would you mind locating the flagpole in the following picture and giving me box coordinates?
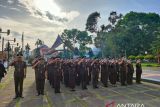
[22,32,24,54]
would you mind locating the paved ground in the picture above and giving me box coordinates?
[0,67,160,107]
[141,67,160,82]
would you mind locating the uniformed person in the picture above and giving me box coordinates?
[10,54,27,99]
[91,59,100,89]
[68,60,76,91]
[32,58,46,96]
[32,56,40,94]
[119,59,127,86]
[79,58,88,90]
[136,59,142,84]
[126,60,134,85]
[63,60,69,87]
[109,60,117,86]
[86,59,92,85]
[115,60,120,82]
[75,59,81,86]
[48,58,55,88]
[53,58,61,93]
[46,58,52,86]
[101,59,109,87]
[0,60,7,83]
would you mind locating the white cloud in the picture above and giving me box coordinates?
[0,18,66,50]
[7,0,14,4]
[9,7,21,12]
[18,0,80,24]
[0,4,7,8]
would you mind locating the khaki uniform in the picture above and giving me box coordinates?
[11,61,26,97]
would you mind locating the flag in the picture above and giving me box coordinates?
[51,35,63,49]
[45,49,57,55]
[39,45,49,56]
[40,48,50,56]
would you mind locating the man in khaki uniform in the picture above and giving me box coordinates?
[10,54,27,99]
[32,58,46,95]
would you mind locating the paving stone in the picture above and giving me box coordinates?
[144,90,160,98]
[0,67,160,107]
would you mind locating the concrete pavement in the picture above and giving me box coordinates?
[0,67,159,107]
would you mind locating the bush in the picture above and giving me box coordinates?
[135,55,144,60]
[128,55,136,60]
[144,55,154,60]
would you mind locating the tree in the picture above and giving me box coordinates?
[128,55,136,60]
[150,28,160,55]
[97,12,160,57]
[114,12,160,56]
[35,39,44,48]
[86,12,100,33]
[150,29,160,63]
[87,11,122,57]
[61,29,92,54]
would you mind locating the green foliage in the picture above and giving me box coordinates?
[135,55,144,60]
[128,55,136,60]
[150,29,160,55]
[144,55,154,60]
[61,29,92,54]
[95,11,160,57]
[133,63,160,67]
[86,12,100,33]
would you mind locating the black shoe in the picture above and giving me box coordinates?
[19,94,24,98]
[70,89,75,91]
[121,84,127,86]
[13,96,19,99]
[20,96,24,98]
[82,87,88,90]
[104,85,108,87]
[41,92,44,95]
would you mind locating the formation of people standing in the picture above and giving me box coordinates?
[32,56,143,95]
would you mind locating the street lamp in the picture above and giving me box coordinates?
[0,28,10,36]
[4,38,16,69]
[145,51,148,55]
[0,28,10,57]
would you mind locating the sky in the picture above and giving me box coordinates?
[0,0,160,50]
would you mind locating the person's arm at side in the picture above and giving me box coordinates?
[24,62,27,78]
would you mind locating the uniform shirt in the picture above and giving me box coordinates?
[11,61,26,78]
[36,63,46,80]
[136,63,142,73]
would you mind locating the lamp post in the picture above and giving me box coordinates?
[0,28,10,35]
[4,38,16,68]
[0,28,10,56]
[145,51,148,55]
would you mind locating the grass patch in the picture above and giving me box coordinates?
[133,63,160,67]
